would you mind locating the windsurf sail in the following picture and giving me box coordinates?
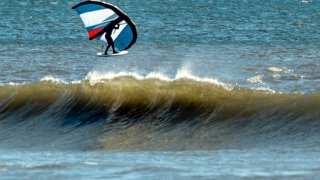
[72,1,137,51]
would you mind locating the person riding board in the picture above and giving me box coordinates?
[104,18,121,55]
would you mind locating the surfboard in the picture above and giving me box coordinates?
[96,50,128,57]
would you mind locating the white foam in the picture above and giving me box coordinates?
[83,161,99,166]
[175,66,228,87]
[50,1,58,5]
[85,71,145,86]
[301,0,312,3]
[254,87,276,94]
[145,72,171,81]
[40,76,66,84]
[71,80,82,84]
[267,67,291,73]
[272,74,281,79]
[247,75,264,84]
[0,82,26,86]
[85,66,232,90]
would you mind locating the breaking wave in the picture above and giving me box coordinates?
[0,74,319,151]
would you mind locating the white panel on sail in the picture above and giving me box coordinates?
[80,9,115,27]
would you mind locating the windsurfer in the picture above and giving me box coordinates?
[104,20,119,55]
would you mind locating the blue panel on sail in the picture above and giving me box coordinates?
[114,25,134,51]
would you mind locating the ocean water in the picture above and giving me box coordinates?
[0,0,320,179]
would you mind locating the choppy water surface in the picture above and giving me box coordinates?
[0,0,320,179]
[2,148,320,179]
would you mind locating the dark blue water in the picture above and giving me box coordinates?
[0,0,320,179]
[0,0,319,92]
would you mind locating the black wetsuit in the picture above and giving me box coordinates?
[104,20,119,55]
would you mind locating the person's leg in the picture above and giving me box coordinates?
[104,44,110,55]
[105,28,118,54]
[105,35,113,55]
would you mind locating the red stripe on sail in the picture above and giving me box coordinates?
[88,28,104,39]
